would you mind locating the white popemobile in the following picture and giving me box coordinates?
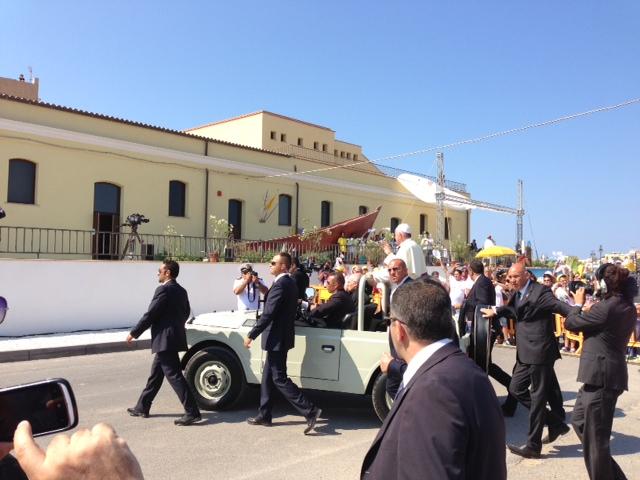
[181,276,488,422]
[181,278,395,421]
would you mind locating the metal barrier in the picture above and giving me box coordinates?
[0,226,342,262]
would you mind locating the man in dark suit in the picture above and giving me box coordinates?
[290,257,310,300]
[126,260,201,426]
[460,260,517,414]
[243,252,322,434]
[309,272,355,328]
[483,262,578,458]
[361,280,506,479]
[380,258,412,398]
[565,264,637,480]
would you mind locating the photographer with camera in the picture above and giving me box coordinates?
[565,264,638,480]
[233,263,268,311]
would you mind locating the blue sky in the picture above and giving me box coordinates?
[2,1,639,259]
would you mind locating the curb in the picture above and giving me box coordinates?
[0,339,151,363]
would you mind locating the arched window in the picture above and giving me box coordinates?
[358,205,368,215]
[93,182,121,260]
[8,159,36,204]
[228,199,242,239]
[445,217,452,240]
[278,194,292,226]
[321,201,331,227]
[390,217,400,233]
[169,181,186,217]
[419,214,428,235]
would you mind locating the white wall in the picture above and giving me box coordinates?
[0,259,273,336]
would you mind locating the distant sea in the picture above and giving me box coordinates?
[528,267,549,279]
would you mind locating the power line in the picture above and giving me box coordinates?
[262,97,640,179]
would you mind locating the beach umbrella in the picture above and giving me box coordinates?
[475,245,517,258]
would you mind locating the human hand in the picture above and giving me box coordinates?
[126,334,134,344]
[573,287,586,306]
[243,336,252,349]
[481,307,496,318]
[14,421,143,480]
[380,352,392,373]
[380,241,392,255]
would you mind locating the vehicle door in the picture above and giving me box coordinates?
[286,326,341,381]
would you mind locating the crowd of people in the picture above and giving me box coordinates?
[2,239,638,479]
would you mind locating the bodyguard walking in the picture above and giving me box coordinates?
[126,259,201,426]
[243,252,322,434]
[482,262,578,458]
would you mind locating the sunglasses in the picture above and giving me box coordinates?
[384,316,405,327]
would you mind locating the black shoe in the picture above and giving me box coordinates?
[542,422,570,444]
[304,408,322,435]
[501,403,516,418]
[127,407,149,418]
[247,416,272,427]
[174,414,201,426]
[507,444,541,459]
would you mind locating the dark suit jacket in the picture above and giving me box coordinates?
[248,274,297,351]
[458,274,496,335]
[497,281,578,365]
[361,342,506,480]
[130,279,191,354]
[291,269,310,300]
[565,294,636,391]
[310,289,355,328]
[389,276,413,379]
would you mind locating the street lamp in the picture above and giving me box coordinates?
[598,245,603,265]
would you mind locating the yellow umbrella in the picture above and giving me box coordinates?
[475,245,518,258]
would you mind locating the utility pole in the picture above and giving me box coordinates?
[435,152,445,249]
[516,179,524,253]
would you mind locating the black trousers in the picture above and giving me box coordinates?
[487,328,517,410]
[259,350,315,420]
[135,350,200,417]
[509,359,565,452]
[572,384,627,480]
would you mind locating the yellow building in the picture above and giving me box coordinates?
[0,81,470,260]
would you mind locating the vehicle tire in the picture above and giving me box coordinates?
[473,305,492,373]
[185,347,246,410]
[371,372,393,422]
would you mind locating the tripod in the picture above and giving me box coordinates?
[121,224,145,260]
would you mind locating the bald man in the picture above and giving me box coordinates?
[483,263,579,459]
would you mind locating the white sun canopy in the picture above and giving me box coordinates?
[397,173,476,211]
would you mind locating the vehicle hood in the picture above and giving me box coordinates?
[188,310,255,329]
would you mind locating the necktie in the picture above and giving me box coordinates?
[516,291,522,307]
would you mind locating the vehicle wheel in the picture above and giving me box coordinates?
[371,373,393,422]
[185,347,246,410]
[473,306,492,373]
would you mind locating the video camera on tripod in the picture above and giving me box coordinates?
[122,213,150,230]
[120,213,150,260]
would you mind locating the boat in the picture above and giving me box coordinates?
[244,206,382,250]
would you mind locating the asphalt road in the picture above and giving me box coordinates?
[1,348,639,479]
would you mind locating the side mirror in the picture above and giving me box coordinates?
[305,287,316,301]
[0,296,8,325]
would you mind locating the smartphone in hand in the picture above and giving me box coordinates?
[0,378,78,442]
